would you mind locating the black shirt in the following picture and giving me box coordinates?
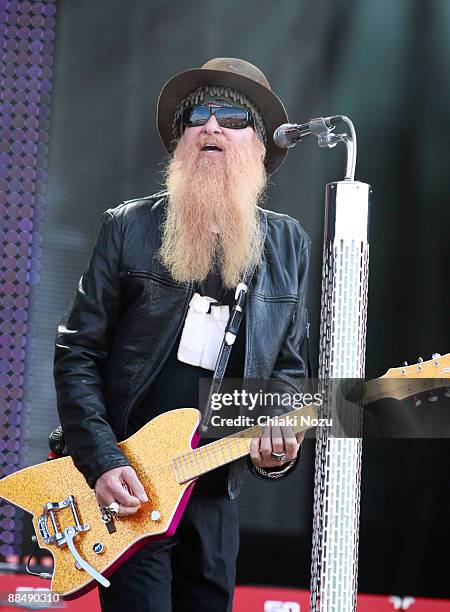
[127,264,245,494]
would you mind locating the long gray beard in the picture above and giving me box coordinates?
[158,136,267,288]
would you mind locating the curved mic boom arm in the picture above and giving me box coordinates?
[309,115,357,181]
[274,114,358,181]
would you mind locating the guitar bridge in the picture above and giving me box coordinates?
[38,495,89,547]
[37,495,110,588]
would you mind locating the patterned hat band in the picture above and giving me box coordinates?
[171,85,267,145]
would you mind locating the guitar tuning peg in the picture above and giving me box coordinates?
[445,387,450,398]
[432,353,442,359]
[417,357,423,363]
[413,396,421,408]
[403,361,408,367]
[427,391,438,403]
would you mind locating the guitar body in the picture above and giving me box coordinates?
[0,407,201,599]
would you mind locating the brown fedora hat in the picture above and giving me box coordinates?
[156,57,289,175]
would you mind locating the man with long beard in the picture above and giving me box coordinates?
[54,58,311,611]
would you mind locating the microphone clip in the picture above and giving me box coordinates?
[309,117,341,149]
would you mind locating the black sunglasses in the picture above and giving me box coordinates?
[181,105,255,130]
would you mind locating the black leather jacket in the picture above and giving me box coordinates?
[54,192,311,499]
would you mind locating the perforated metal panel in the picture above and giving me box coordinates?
[310,181,370,611]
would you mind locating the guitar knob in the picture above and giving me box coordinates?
[93,542,105,555]
[150,510,161,522]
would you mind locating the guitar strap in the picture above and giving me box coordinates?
[197,208,268,436]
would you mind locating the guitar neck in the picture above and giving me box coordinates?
[363,377,449,404]
[171,404,317,484]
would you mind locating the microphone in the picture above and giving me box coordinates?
[273,115,343,148]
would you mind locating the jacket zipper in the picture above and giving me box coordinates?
[253,295,298,303]
[118,281,194,439]
[120,269,182,290]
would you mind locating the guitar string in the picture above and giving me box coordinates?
[75,417,306,505]
[67,439,252,508]
[55,412,312,508]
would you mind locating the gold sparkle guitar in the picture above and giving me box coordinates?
[0,402,318,599]
[0,353,448,599]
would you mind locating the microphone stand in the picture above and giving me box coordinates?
[307,116,372,611]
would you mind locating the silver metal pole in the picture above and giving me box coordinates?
[310,119,371,611]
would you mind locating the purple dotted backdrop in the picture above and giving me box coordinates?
[0,0,56,558]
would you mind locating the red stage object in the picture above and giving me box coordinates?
[234,586,450,611]
[0,574,449,611]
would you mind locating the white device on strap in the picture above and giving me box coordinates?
[177,293,230,371]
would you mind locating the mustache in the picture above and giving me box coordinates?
[195,133,229,151]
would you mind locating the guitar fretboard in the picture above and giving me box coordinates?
[171,404,318,483]
[363,377,448,404]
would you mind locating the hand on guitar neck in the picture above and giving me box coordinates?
[94,466,149,518]
[249,425,304,469]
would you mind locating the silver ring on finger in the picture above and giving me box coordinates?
[271,451,287,462]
